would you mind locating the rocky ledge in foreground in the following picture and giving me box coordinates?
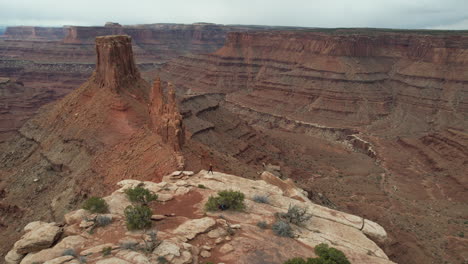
[5,170,394,264]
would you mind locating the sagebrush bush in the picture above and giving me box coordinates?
[82,197,108,214]
[96,215,112,227]
[120,241,138,250]
[283,258,307,264]
[277,205,312,225]
[282,243,350,264]
[62,248,77,257]
[198,184,207,189]
[101,246,112,256]
[125,186,158,204]
[257,221,268,229]
[157,256,168,263]
[253,194,269,204]
[205,190,245,211]
[124,205,153,230]
[272,220,294,237]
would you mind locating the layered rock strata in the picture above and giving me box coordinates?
[159,29,468,264]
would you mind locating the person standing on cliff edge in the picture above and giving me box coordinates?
[208,163,214,174]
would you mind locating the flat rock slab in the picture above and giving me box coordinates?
[173,217,216,240]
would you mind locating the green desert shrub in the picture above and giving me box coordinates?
[197,184,207,189]
[124,205,153,230]
[277,205,312,225]
[157,256,168,263]
[272,220,294,238]
[283,258,308,264]
[125,186,158,204]
[101,246,112,256]
[82,197,108,214]
[205,190,245,211]
[257,221,268,229]
[282,243,350,264]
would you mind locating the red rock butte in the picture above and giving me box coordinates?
[93,35,140,92]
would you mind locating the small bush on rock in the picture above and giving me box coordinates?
[277,205,312,225]
[205,190,245,211]
[62,248,77,257]
[198,184,207,189]
[282,243,350,264]
[272,220,294,238]
[82,197,108,214]
[102,246,112,256]
[253,194,269,204]
[257,221,268,229]
[157,256,168,263]
[124,205,152,230]
[96,215,112,227]
[78,256,87,263]
[125,186,158,204]
[120,241,138,250]
[283,258,307,264]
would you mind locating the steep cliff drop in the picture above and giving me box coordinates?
[0,35,183,257]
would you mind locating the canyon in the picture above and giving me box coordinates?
[0,23,277,141]
[0,25,466,264]
[158,29,468,264]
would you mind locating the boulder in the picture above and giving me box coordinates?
[64,209,89,225]
[104,193,132,214]
[153,241,181,257]
[14,222,62,254]
[115,250,151,264]
[173,217,216,240]
[19,235,86,264]
[219,243,234,254]
[5,249,24,264]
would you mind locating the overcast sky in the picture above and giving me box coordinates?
[0,0,467,29]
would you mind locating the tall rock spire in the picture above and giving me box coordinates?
[94,35,140,92]
[149,79,185,151]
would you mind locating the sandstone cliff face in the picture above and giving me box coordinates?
[2,26,66,40]
[159,29,468,264]
[5,170,394,264]
[93,36,140,93]
[149,78,185,151]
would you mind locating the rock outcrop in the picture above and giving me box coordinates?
[93,35,140,93]
[149,78,185,151]
[5,170,394,264]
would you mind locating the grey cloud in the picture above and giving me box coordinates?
[0,0,467,29]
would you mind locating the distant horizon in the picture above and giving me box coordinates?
[1,0,467,30]
[1,22,468,32]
